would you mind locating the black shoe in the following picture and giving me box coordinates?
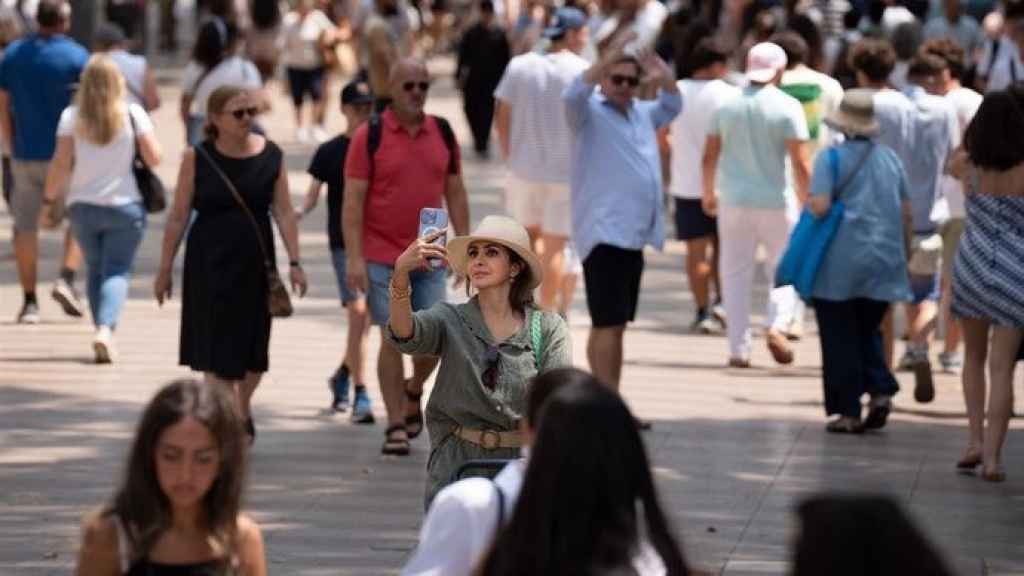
[863,396,892,430]
[244,418,256,444]
[913,359,935,403]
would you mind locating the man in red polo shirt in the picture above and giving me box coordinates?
[343,57,470,456]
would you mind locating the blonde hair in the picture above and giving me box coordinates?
[75,55,126,146]
[204,85,251,140]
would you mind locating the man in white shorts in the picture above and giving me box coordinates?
[494,7,589,310]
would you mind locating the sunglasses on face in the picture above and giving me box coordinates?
[610,74,640,88]
[481,345,500,391]
[227,107,259,120]
[402,81,431,93]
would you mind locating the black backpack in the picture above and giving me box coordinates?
[366,113,458,180]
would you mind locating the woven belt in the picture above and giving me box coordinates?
[453,425,523,450]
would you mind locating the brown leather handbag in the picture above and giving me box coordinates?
[195,145,293,318]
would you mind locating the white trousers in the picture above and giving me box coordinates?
[718,204,799,360]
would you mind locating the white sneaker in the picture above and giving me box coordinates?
[93,326,115,364]
[296,126,310,143]
[312,125,329,143]
[51,278,85,317]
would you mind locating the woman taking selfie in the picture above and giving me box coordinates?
[76,379,266,575]
[155,86,307,443]
[387,215,571,506]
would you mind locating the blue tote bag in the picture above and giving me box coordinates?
[775,144,875,300]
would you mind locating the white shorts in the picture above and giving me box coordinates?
[504,175,571,238]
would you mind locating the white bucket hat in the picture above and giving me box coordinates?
[447,216,543,289]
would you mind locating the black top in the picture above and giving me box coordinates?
[126,559,226,576]
[307,134,350,251]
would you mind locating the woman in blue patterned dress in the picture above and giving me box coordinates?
[950,84,1024,483]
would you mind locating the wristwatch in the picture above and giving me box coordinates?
[289,260,302,269]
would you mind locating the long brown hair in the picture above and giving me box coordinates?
[204,85,251,140]
[105,379,246,566]
[75,55,126,146]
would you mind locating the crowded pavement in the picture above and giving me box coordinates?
[2,0,1024,573]
[0,53,1021,574]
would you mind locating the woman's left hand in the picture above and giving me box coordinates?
[290,265,308,298]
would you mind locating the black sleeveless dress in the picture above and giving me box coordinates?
[125,559,226,576]
[180,140,283,379]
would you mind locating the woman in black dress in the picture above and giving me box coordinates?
[155,85,307,441]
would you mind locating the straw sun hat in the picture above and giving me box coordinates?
[823,88,880,137]
[447,216,543,289]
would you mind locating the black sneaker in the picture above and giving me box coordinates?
[690,310,716,334]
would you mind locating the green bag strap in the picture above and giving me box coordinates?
[530,309,543,370]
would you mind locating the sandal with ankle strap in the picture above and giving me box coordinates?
[405,382,424,439]
[382,425,411,456]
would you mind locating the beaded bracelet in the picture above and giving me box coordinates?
[389,280,412,300]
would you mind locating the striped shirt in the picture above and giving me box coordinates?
[494,50,590,184]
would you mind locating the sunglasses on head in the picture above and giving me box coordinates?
[481,345,500,391]
[610,74,640,88]
[228,107,259,120]
[402,81,430,93]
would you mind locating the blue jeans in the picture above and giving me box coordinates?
[69,202,146,328]
[366,261,447,325]
[813,298,899,418]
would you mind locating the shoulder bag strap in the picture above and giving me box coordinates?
[194,144,274,269]
[127,109,142,163]
[492,481,506,531]
[831,142,875,199]
[530,309,543,370]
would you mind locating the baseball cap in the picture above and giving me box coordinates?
[341,80,374,105]
[94,22,126,49]
[543,7,586,39]
[745,42,787,83]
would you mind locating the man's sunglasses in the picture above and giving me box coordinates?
[228,107,259,120]
[482,345,500,391]
[402,81,431,93]
[610,74,640,88]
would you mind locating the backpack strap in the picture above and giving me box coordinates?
[366,113,383,182]
[432,115,458,174]
[530,309,543,370]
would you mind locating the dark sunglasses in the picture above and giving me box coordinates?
[228,107,259,120]
[610,74,640,88]
[402,81,431,93]
[481,345,500,391]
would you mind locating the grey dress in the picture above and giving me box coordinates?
[387,297,571,506]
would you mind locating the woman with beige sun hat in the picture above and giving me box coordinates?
[386,215,572,507]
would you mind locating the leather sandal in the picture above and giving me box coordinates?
[956,446,982,471]
[405,382,424,440]
[382,425,410,456]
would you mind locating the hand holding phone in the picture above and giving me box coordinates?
[418,208,449,269]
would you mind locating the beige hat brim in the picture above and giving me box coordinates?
[448,234,543,289]
[824,111,880,137]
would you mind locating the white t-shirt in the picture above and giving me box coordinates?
[282,9,335,69]
[669,78,741,199]
[57,103,154,207]
[181,56,262,116]
[934,86,983,221]
[493,49,590,184]
[401,460,667,576]
[594,0,668,51]
[108,49,148,108]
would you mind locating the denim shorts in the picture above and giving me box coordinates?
[330,249,362,306]
[909,271,940,304]
[366,261,447,326]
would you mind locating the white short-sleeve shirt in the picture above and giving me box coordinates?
[669,78,741,200]
[181,56,262,116]
[493,50,590,184]
[282,9,335,69]
[57,103,155,207]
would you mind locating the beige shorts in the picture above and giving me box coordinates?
[9,160,51,233]
[504,175,571,238]
[941,217,965,282]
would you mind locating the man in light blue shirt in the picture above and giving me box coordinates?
[702,42,811,368]
[563,32,681,403]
